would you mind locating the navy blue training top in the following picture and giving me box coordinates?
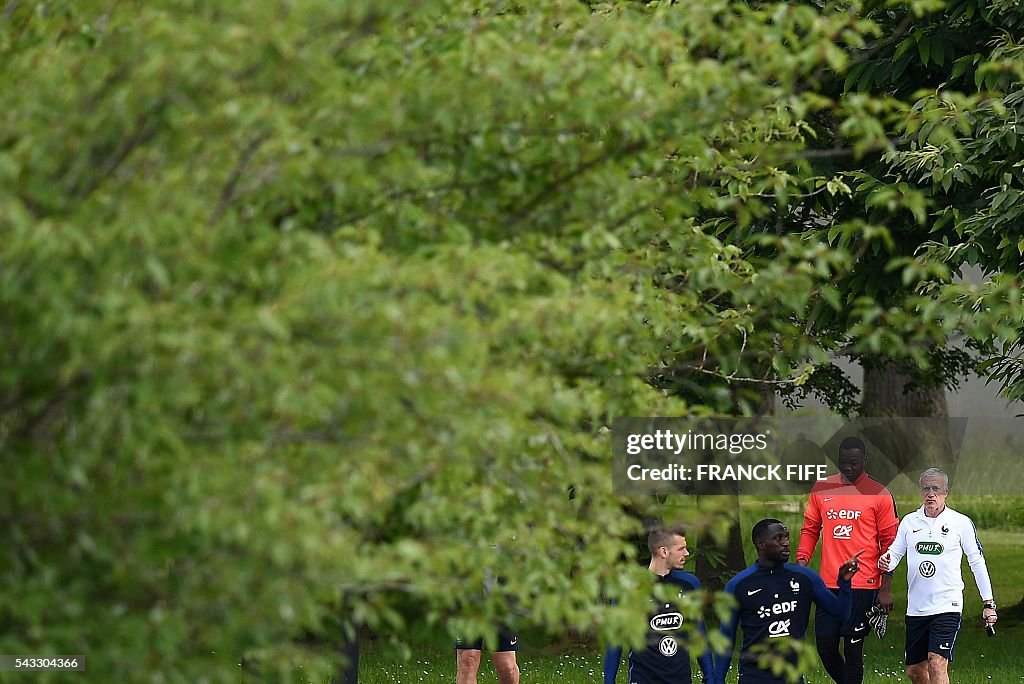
[714,563,851,684]
[604,569,715,684]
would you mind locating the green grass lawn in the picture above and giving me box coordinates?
[358,523,1024,683]
[359,621,1023,684]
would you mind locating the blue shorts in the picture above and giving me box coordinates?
[905,612,961,665]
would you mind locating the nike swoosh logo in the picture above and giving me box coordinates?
[850,638,862,644]
[747,589,763,595]
[823,497,834,502]
[912,528,923,533]
[510,638,517,645]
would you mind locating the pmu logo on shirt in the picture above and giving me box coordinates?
[916,541,944,555]
[650,612,683,631]
[832,524,854,539]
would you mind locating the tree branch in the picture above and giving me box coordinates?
[505,139,647,226]
[69,99,168,201]
[209,132,270,226]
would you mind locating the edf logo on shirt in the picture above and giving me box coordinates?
[826,509,862,520]
[757,601,798,618]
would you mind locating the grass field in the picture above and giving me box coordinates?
[358,513,1024,683]
[359,619,1024,683]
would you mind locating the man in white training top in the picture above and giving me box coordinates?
[878,468,998,684]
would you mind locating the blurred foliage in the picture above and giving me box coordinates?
[2,1,1023,682]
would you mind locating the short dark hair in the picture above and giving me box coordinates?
[751,518,783,545]
[648,523,687,556]
[839,436,866,454]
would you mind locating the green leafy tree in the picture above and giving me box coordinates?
[877,1,1024,405]
[3,1,1017,682]
[718,0,1024,430]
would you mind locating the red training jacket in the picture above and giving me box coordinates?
[795,472,898,590]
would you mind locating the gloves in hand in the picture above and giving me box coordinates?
[866,603,888,639]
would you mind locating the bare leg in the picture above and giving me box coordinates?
[927,652,950,684]
[906,661,929,684]
[456,649,482,684]
[492,652,520,684]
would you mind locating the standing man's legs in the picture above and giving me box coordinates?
[490,628,519,684]
[455,629,518,684]
[454,650,519,684]
[904,614,930,684]
[455,648,482,684]
[905,652,951,684]
[836,590,873,684]
[491,652,520,684]
[905,660,929,684]
[815,588,873,684]
[904,613,959,684]
[814,620,844,682]
[840,633,866,683]
[924,613,959,684]
[926,652,950,684]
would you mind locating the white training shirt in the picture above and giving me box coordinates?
[881,505,993,617]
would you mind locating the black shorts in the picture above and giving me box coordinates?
[454,629,518,652]
[815,588,876,639]
[904,612,961,665]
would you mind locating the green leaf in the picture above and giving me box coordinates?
[918,37,931,66]
[951,55,973,80]
[992,190,1015,212]
[894,37,915,61]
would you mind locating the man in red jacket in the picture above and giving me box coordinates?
[796,436,898,684]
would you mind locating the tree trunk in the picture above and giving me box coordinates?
[859,356,956,482]
[696,383,776,591]
[862,357,950,418]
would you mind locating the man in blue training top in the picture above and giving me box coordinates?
[715,519,863,684]
[604,523,715,683]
